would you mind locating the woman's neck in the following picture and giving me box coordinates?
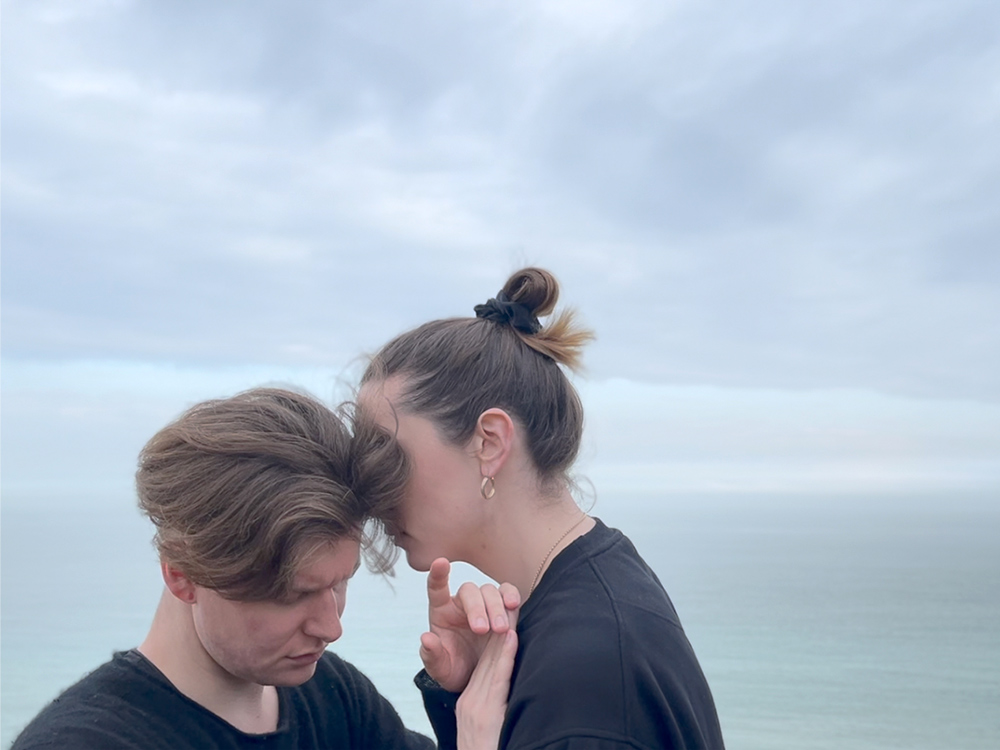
[469,485,594,599]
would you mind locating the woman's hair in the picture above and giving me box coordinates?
[136,387,393,601]
[361,267,594,486]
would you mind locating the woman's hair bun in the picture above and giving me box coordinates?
[502,267,560,318]
[498,267,593,371]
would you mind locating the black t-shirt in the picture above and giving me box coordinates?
[504,519,724,749]
[418,519,725,750]
[12,649,436,750]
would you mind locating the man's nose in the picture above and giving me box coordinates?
[305,589,343,643]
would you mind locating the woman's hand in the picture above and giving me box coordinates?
[456,628,518,750]
[421,558,520,692]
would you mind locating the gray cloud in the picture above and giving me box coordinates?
[3,0,998,400]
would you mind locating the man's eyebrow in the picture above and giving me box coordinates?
[291,559,362,593]
[330,558,362,584]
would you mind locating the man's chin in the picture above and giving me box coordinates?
[263,660,320,687]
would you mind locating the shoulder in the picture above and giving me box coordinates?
[536,525,707,681]
[584,524,684,625]
[506,526,724,750]
[531,523,682,635]
[19,652,149,715]
[11,653,168,750]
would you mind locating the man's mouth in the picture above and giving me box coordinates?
[288,650,324,664]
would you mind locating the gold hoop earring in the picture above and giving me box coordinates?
[480,476,496,500]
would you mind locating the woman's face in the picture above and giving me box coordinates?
[360,378,482,571]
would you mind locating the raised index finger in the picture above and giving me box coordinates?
[426,557,453,610]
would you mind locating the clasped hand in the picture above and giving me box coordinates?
[420,558,520,693]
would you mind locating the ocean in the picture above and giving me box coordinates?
[2,491,998,749]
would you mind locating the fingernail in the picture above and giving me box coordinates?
[475,617,488,630]
[494,616,507,629]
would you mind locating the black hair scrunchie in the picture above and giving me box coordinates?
[473,290,542,334]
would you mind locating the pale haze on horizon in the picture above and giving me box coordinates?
[2,0,999,507]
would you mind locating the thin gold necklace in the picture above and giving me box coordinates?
[529,514,588,596]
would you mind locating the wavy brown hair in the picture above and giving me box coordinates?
[136,387,393,601]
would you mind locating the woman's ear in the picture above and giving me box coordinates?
[475,408,515,479]
[161,560,198,604]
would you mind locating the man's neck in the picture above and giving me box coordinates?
[138,590,280,735]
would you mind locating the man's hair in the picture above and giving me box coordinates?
[136,387,390,601]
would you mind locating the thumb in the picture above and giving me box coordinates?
[419,631,451,681]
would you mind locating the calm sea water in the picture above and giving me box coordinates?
[2,492,998,749]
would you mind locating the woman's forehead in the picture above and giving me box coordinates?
[358,377,405,423]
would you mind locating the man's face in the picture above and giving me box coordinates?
[190,538,361,687]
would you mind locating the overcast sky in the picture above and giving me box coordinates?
[3,0,999,505]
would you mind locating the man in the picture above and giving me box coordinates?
[12,387,515,750]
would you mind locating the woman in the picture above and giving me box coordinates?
[356,268,725,749]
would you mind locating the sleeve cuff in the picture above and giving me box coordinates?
[414,669,460,750]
